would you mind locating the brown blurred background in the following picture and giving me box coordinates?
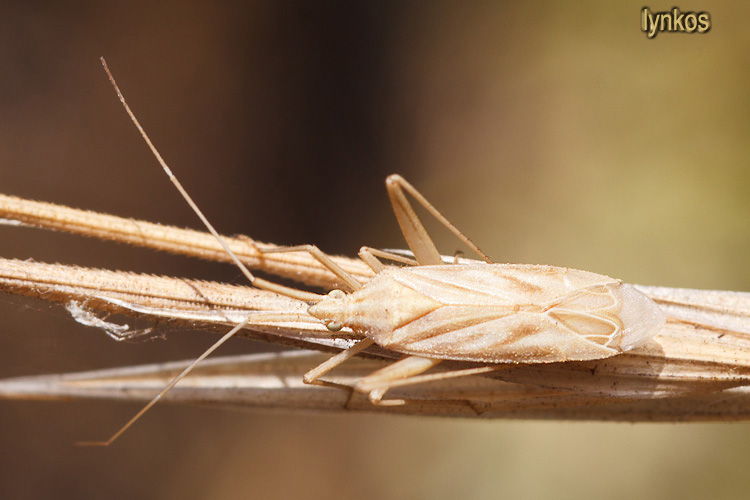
[0,1,749,499]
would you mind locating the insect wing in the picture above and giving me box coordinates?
[372,265,665,363]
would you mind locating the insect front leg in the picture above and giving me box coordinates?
[302,338,375,387]
[358,246,419,272]
[256,244,363,292]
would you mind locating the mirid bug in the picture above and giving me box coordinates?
[86,59,666,445]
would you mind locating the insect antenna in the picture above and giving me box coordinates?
[83,59,326,446]
[76,316,253,447]
[99,58,320,303]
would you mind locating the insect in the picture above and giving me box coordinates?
[88,59,666,445]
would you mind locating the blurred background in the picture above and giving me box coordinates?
[0,1,749,499]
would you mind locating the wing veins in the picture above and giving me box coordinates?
[396,305,518,345]
[396,270,528,304]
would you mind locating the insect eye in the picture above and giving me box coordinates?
[326,321,343,332]
[328,289,346,300]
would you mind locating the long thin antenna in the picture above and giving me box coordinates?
[99,58,320,303]
[78,316,252,446]
[87,58,323,446]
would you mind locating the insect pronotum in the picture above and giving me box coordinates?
[86,59,666,445]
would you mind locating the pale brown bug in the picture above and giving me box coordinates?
[86,59,666,445]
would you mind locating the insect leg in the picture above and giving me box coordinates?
[302,339,382,412]
[358,246,419,272]
[257,244,363,292]
[355,356,503,405]
[385,174,493,265]
[354,355,443,405]
[302,338,375,386]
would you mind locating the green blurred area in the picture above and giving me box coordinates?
[0,2,748,499]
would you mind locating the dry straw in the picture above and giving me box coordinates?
[2,193,750,421]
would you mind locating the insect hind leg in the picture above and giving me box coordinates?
[305,351,444,407]
[385,174,493,266]
[354,355,443,405]
[355,356,504,406]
